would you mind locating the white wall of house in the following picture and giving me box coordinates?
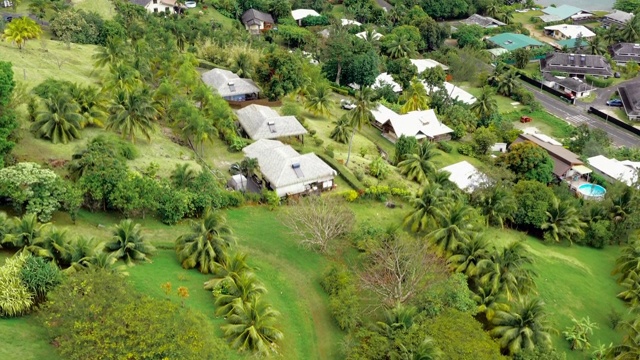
[145,0,174,13]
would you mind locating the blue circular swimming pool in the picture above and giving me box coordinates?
[578,183,606,198]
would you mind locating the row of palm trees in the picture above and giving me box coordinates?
[0,213,155,274]
[173,209,283,356]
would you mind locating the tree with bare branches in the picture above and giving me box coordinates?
[359,229,447,307]
[282,196,355,253]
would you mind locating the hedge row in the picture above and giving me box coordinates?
[316,153,365,191]
[585,75,614,88]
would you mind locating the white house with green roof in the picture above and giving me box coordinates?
[486,33,544,52]
[539,5,593,23]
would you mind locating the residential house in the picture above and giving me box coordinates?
[610,42,640,65]
[242,139,337,197]
[486,47,509,60]
[542,73,596,98]
[486,33,544,52]
[617,83,640,121]
[341,18,361,26]
[291,9,320,25]
[371,73,402,93]
[587,155,640,186]
[461,14,505,28]
[235,104,307,141]
[370,104,453,142]
[512,133,588,179]
[424,82,477,105]
[1,1,12,8]
[356,30,383,41]
[601,10,634,28]
[374,0,393,12]
[410,59,449,73]
[539,53,613,78]
[241,9,274,35]
[539,5,594,23]
[201,68,261,102]
[440,161,488,192]
[544,24,595,40]
[129,0,182,13]
[554,38,590,50]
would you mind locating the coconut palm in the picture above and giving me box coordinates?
[620,15,640,43]
[305,82,333,116]
[239,157,259,191]
[107,87,158,143]
[614,240,640,282]
[604,25,619,45]
[400,78,429,114]
[204,252,251,290]
[610,318,640,360]
[375,304,419,338]
[32,227,73,266]
[404,183,449,233]
[447,235,491,276]
[330,114,352,144]
[229,52,255,79]
[476,185,517,229]
[589,35,607,55]
[491,298,553,355]
[179,108,218,155]
[31,92,83,144]
[495,70,520,97]
[498,10,514,25]
[214,271,267,316]
[69,84,107,128]
[479,242,537,301]
[2,213,49,250]
[428,202,478,257]
[104,219,155,266]
[398,141,439,183]
[618,270,640,308]
[408,337,443,360]
[103,63,141,93]
[386,35,414,59]
[175,209,236,274]
[221,297,284,356]
[541,198,587,245]
[470,86,498,122]
[472,283,509,322]
[345,87,375,166]
[484,1,501,18]
[170,163,197,189]
[2,17,42,50]
[93,37,128,68]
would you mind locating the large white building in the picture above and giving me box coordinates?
[587,155,640,186]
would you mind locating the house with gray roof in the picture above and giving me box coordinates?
[201,68,261,102]
[539,5,593,23]
[241,9,274,35]
[374,0,393,11]
[235,104,307,141]
[129,0,181,13]
[543,73,595,98]
[618,83,640,121]
[242,139,336,197]
[602,10,634,29]
[461,14,505,28]
[610,43,640,65]
[540,53,613,78]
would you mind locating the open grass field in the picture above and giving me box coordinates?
[72,0,115,19]
[462,84,525,114]
[509,109,575,139]
[486,227,627,359]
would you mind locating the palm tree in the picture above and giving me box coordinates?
[28,0,49,20]
[330,114,352,144]
[31,92,83,144]
[179,110,218,155]
[620,15,640,43]
[240,157,259,191]
[93,37,128,68]
[376,304,419,338]
[404,183,450,233]
[491,298,553,355]
[604,25,619,45]
[204,252,251,290]
[175,209,236,274]
[429,170,455,189]
[610,318,640,360]
[221,297,284,356]
[497,11,514,25]
[229,52,255,79]
[2,17,42,50]
[495,70,520,97]
[428,202,478,257]
[345,87,375,166]
[614,240,640,282]
[448,235,491,276]
[32,227,73,266]
[107,87,158,143]
[398,141,439,183]
[305,83,333,116]
[589,35,607,55]
[476,185,517,229]
[479,242,537,301]
[103,63,141,93]
[2,213,49,250]
[214,271,267,316]
[400,78,429,114]
[618,270,640,308]
[484,1,501,18]
[470,86,498,122]
[386,35,414,59]
[69,85,107,128]
[409,337,443,360]
[104,219,155,266]
[541,198,587,245]
[170,163,197,189]
[472,283,509,322]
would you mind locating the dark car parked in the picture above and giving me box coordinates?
[607,99,623,107]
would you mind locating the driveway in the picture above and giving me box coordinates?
[584,76,640,108]
[522,82,640,147]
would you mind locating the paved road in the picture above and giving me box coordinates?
[522,83,640,148]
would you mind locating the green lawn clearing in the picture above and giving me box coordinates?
[512,10,544,26]
[462,84,524,114]
[486,227,627,359]
[509,110,574,139]
[72,0,115,19]
[0,316,61,360]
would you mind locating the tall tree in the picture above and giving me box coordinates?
[92,37,128,68]
[69,84,107,128]
[329,115,352,144]
[400,78,429,114]
[255,47,305,100]
[0,61,18,168]
[479,242,537,301]
[2,17,42,50]
[304,82,333,116]
[107,87,157,143]
[470,86,498,123]
[398,141,439,183]
[498,142,554,184]
[404,183,450,233]
[428,202,478,257]
[541,198,587,244]
[31,92,83,144]
[345,87,375,166]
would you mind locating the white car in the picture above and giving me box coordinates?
[341,99,356,110]
[185,1,197,8]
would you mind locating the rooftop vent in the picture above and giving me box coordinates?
[292,163,304,178]
[580,54,586,66]
[634,44,640,48]
[228,81,236,92]
[569,54,575,62]
[267,121,276,133]
[504,40,513,45]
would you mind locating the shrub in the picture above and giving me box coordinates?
[324,145,335,158]
[321,265,359,331]
[353,169,365,181]
[437,141,453,153]
[314,137,324,146]
[300,15,330,27]
[0,253,33,317]
[316,152,365,191]
[368,156,389,179]
[585,75,614,88]
[157,186,191,225]
[364,185,391,201]
[457,143,475,156]
[262,189,281,210]
[20,255,61,305]
[228,137,248,152]
[342,190,358,202]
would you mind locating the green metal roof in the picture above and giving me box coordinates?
[488,33,544,51]
[556,38,590,49]
[542,5,583,20]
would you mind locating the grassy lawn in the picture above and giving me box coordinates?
[72,0,115,19]
[512,10,544,26]
[0,39,98,89]
[188,5,237,29]
[462,84,524,114]
[0,316,61,360]
[486,227,627,359]
[509,110,574,139]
